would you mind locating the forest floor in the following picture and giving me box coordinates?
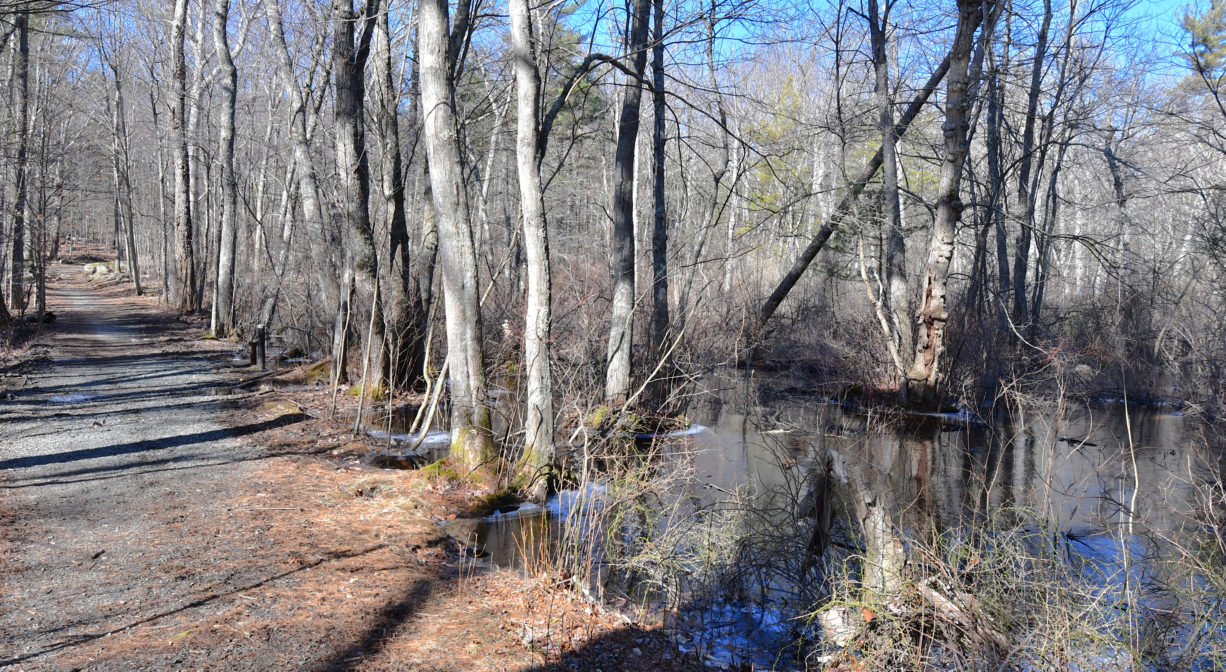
[0,256,702,672]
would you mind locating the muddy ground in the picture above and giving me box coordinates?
[0,263,704,672]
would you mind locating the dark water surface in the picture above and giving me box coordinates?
[441,372,1221,668]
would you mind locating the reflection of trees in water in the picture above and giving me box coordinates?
[537,375,1224,666]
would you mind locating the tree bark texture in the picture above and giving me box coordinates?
[9,11,29,312]
[418,0,495,465]
[648,0,669,361]
[869,0,911,377]
[332,0,384,391]
[907,0,986,404]
[604,0,652,406]
[509,0,555,496]
[170,0,197,312]
[212,0,237,335]
[374,3,427,390]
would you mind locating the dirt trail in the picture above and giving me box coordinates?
[0,270,285,670]
[0,270,697,672]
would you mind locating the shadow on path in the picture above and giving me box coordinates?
[0,544,386,669]
[310,578,441,672]
[0,413,306,471]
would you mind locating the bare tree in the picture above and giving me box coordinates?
[331,0,383,390]
[647,0,668,361]
[868,0,910,383]
[605,0,652,406]
[908,0,989,404]
[262,0,338,330]
[169,0,197,311]
[418,0,494,465]
[372,1,427,390]
[509,0,554,497]
[8,9,29,312]
[211,0,236,335]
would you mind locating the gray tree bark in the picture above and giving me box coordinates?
[418,0,494,466]
[170,0,197,312]
[212,0,237,335]
[9,11,29,312]
[331,0,383,391]
[868,0,911,380]
[907,0,986,405]
[373,3,427,390]
[509,0,555,497]
[604,0,652,406]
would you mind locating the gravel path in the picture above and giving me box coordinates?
[0,273,272,671]
[0,271,703,672]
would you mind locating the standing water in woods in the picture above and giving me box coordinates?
[4,0,1226,669]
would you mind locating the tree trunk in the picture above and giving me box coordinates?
[170,0,197,312]
[212,0,237,335]
[106,61,141,296]
[147,66,170,302]
[604,0,652,406]
[374,3,427,390]
[1030,136,1069,331]
[9,11,29,312]
[1010,0,1051,327]
[907,0,986,406]
[332,0,384,393]
[509,0,555,497]
[418,0,494,466]
[986,48,1010,314]
[647,0,669,393]
[869,0,910,383]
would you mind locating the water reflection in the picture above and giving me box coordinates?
[442,371,1222,668]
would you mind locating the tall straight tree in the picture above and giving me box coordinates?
[9,10,29,312]
[509,0,555,497]
[331,0,384,390]
[908,0,989,404]
[211,0,237,335]
[605,0,652,406]
[647,0,668,360]
[103,52,140,296]
[373,0,427,389]
[418,0,494,466]
[170,0,197,312]
[868,0,910,381]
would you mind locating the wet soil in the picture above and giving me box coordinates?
[0,266,701,672]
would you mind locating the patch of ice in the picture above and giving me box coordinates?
[48,393,95,404]
[634,424,708,440]
[484,502,543,521]
[545,482,607,520]
[367,429,451,446]
[911,407,986,424]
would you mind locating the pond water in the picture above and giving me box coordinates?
[437,371,1223,668]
